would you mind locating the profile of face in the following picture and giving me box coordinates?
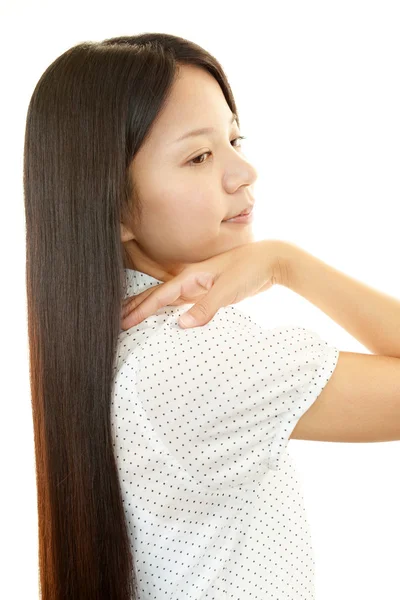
[120,64,258,283]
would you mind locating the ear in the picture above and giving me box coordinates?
[120,222,134,243]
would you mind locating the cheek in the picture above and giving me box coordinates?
[160,189,220,224]
[182,190,221,223]
[142,180,222,236]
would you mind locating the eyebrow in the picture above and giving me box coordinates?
[172,112,238,144]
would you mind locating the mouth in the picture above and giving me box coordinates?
[238,208,251,217]
[222,205,254,223]
[222,207,254,224]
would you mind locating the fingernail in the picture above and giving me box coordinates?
[179,313,196,328]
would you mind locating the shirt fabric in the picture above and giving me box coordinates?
[111,268,340,600]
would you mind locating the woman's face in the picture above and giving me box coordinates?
[121,63,258,283]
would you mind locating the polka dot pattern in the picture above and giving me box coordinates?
[111,269,340,599]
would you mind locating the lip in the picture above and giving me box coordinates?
[223,206,254,224]
[223,210,254,224]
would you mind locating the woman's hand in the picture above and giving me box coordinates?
[121,239,288,330]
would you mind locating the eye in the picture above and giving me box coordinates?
[188,136,247,167]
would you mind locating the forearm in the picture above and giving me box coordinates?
[274,241,400,359]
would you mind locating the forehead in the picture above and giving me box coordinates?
[148,65,235,144]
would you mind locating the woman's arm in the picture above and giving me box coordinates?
[276,241,400,359]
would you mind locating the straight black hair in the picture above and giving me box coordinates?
[23,32,240,599]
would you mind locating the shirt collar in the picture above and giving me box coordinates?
[123,268,164,300]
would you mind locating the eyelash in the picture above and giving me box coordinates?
[188,136,247,167]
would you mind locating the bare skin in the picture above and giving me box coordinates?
[121,63,259,283]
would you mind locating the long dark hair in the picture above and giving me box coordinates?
[23,33,240,599]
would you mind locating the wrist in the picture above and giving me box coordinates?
[270,240,299,288]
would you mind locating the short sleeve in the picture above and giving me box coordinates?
[136,306,340,490]
[265,324,340,470]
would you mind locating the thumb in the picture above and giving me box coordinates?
[178,273,222,328]
[178,297,215,329]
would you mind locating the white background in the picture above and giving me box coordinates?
[1,1,399,598]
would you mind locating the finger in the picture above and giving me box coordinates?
[122,281,184,328]
[122,286,189,319]
[121,287,157,318]
[178,274,226,328]
[122,272,215,330]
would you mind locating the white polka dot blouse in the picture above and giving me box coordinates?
[111,268,340,599]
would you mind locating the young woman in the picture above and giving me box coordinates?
[24,32,400,600]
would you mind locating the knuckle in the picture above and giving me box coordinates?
[121,299,136,319]
[154,294,164,310]
[133,305,146,323]
[194,302,208,318]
